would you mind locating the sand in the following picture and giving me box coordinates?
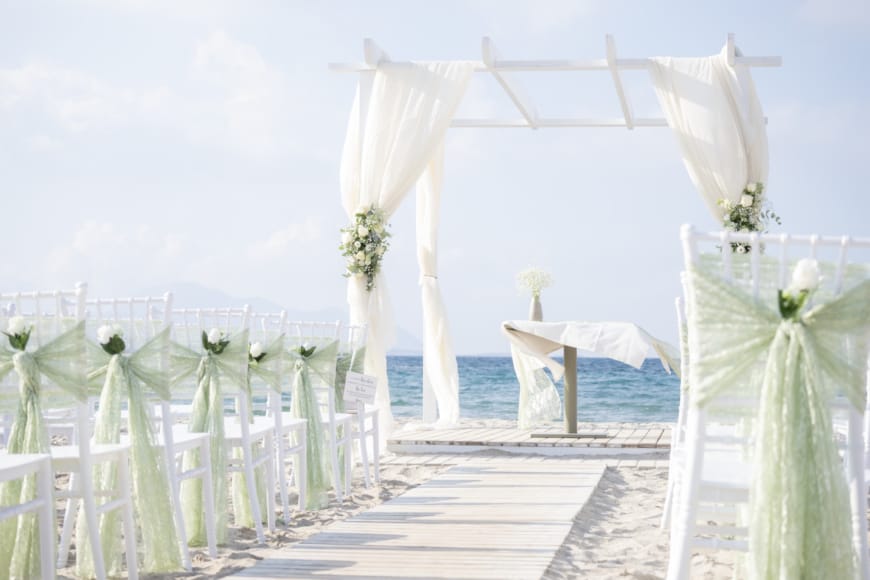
[56,462,448,579]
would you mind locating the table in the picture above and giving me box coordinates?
[502,320,679,435]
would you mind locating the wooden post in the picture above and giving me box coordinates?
[563,346,577,434]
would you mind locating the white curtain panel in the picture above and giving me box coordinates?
[340,62,474,440]
[649,45,769,220]
[417,143,461,426]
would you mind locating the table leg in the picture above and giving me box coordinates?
[563,346,577,434]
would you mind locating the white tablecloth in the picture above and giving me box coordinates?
[502,320,680,380]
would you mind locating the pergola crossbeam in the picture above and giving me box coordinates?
[481,37,538,129]
[331,34,782,130]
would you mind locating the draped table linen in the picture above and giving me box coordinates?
[0,320,86,579]
[170,329,249,545]
[503,320,679,431]
[686,267,870,579]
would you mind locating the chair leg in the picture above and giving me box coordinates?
[344,434,352,498]
[297,425,307,511]
[327,423,343,503]
[276,431,290,523]
[666,409,704,580]
[358,413,371,489]
[117,450,139,580]
[372,414,380,484]
[56,474,80,568]
[78,461,108,580]
[241,440,265,544]
[199,440,218,558]
[37,459,57,580]
[264,433,275,532]
[166,450,192,570]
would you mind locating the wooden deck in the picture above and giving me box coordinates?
[387,423,672,455]
[227,459,606,579]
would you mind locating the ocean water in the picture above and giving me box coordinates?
[388,356,680,423]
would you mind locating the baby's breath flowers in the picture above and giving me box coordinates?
[516,267,553,299]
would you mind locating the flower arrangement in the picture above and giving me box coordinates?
[779,259,821,320]
[3,316,31,351]
[718,182,781,253]
[294,343,316,358]
[97,323,126,355]
[339,206,391,291]
[249,341,266,363]
[516,267,553,299]
[202,327,229,355]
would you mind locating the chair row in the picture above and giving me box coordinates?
[0,286,380,580]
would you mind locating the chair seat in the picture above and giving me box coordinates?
[225,421,273,443]
[51,442,130,471]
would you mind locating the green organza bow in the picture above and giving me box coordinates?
[687,267,870,579]
[74,327,182,577]
[231,334,285,528]
[170,329,249,546]
[0,320,86,580]
[287,340,338,510]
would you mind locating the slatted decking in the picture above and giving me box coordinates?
[387,423,671,455]
[227,460,606,579]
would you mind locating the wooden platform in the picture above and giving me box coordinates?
[387,423,671,456]
[227,459,606,579]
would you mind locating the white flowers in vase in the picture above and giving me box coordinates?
[339,205,391,292]
[516,267,553,299]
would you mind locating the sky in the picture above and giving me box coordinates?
[1,0,868,355]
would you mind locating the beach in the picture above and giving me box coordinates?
[51,418,744,579]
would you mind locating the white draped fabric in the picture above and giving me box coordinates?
[649,45,769,220]
[417,143,461,425]
[340,62,474,440]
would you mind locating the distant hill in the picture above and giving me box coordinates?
[141,281,422,354]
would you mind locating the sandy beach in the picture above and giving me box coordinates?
[55,419,737,579]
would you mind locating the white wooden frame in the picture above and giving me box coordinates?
[330,34,781,130]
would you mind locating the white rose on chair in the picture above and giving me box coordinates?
[6,316,27,337]
[249,341,266,363]
[97,324,126,355]
[3,316,32,351]
[790,259,821,293]
[779,259,821,320]
[202,327,230,355]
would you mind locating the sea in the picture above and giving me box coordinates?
[387,356,680,423]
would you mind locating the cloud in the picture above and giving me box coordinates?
[470,0,595,36]
[0,29,289,157]
[248,217,323,260]
[25,134,62,152]
[799,0,869,25]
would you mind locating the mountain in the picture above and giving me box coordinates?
[140,281,422,354]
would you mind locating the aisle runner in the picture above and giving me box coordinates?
[229,461,606,579]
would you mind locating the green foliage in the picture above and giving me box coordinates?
[3,328,31,351]
[100,334,126,355]
[778,289,809,320]
[718,182,782,254]
[294,344,317,358]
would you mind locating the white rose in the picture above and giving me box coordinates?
[746,182,757,193]
[6,316,26,336]
[207,328,222,344]
[740,194,754,207]
[790,258,821,292]
[357,225,369,237]
[96,324,114,345]
[736,245,747,254]
[249,341,264,358]
[355,251,366,263]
